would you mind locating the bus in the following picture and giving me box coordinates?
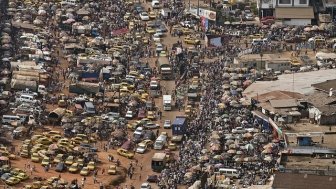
[151,152,166,172]
[217,168,241,178]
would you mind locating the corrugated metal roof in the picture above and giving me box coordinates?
[275,7,314,19]
[269,99,298,108]
[272,173,336,189]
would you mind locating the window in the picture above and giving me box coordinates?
[279,0,291,4]
[299,0,307,4]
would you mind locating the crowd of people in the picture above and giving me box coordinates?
[1,0,336,188]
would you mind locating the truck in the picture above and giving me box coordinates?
[172,116,187,135]
[10,79,47,95]
[151,153,167,172]
[158,57,172,80]
[69,81,102,95]
[163,95,172,111]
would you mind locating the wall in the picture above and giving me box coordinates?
[266,62,291,71]
[259,0,309,9]
[259,0,276,9]
[320,114,336,125]
[293,0,309,7]
[283,18,312,25]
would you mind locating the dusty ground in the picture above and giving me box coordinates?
[3,1,199,189]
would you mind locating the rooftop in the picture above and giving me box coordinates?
[311,79,336,93]
[235,53,290,62]
[272,173,336,189]
[243,69,336,98]
[251,90,304,103]
[269,99,298,108]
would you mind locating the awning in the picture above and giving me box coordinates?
[275,7,314,19]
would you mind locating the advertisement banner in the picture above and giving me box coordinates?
[199,9,216,21]
[201,16,209,30]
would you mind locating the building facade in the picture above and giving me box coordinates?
[258,0,316,25]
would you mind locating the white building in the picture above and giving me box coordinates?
[258,0,316,26]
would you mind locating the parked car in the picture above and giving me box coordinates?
[163,120,171,129]
[117,148,134,159]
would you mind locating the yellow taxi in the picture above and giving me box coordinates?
[108,165,117,175]
[147,111,155,120]
[146,27,156,34]
[117,148,134,159]
[87,161,96,171]
[182,28,192,35]
[69,163,79,173]
[31,153,41,163]
[168,142,177,150]
[184,37,200,45]
[80,167,90,176]
[149,11,156,19]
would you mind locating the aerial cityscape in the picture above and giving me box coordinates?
[0,0,336,188]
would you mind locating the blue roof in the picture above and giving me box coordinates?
[173,117,186,125]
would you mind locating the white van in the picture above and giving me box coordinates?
[217,168,241,178]
[154,134,167,150]
[16,95,36,104]
[152,0,160,9]
[2,115,22,124]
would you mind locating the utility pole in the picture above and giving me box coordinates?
[197,0,200,31]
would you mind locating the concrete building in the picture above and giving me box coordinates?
[257,0,317,25]
[233,54,291,72]
[306,79,336,125]
[251,90,304,123]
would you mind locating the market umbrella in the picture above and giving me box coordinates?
[244,157,256,162]
[304,27,311,32]
[213,155,222,160]
[264,155,272,162]
[236,150,244,155]
[262,148,272,154]
[229,143,237,149]
[310,25,318,31]
[66,8,75,13]
[263,143,274,149]
[227,149,236,154]
[235,157,243,162]
[225,139,235,145]
[245,144,254,151]
[38,9,46,15]
[0,156,9,161]
[201,149,208,154]
[33,19,43,25]
[200,155,209,161]
[243,132,253,139]
[0,100,7,105]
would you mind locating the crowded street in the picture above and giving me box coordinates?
[0,0,336,189]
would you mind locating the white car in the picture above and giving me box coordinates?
[155,43,164,52]
[139,12,150,21]
[163,120,171,129]
[180,21,193,28]
[136,143,147,154]
[125,110,134,119]
[152,33,161,42]
[155,31,164,37]
[140,182,151,189]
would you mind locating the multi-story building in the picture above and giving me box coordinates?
[258,0,317,25]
